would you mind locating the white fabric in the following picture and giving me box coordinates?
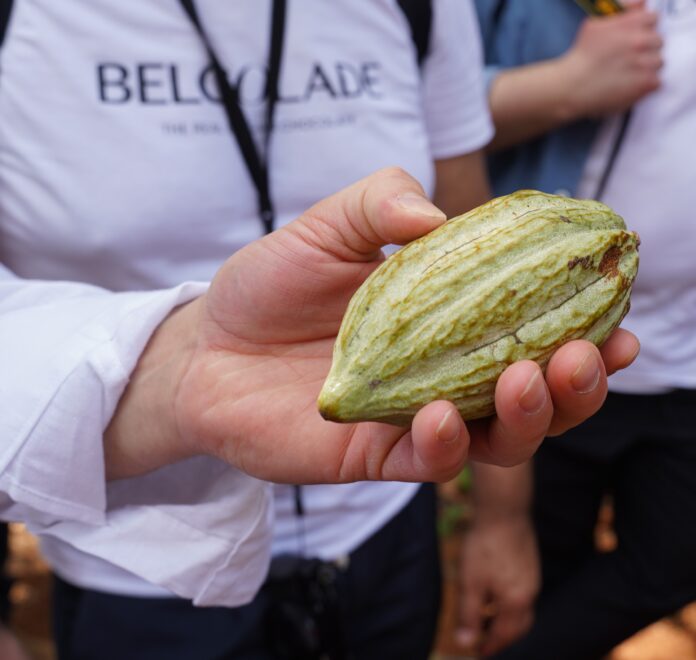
[576,1,696,395]
[0,267,273,605]
[0,0,492,604]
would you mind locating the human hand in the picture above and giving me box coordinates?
[562,0,663,117]
[106,168,640,483]
[457,515,540,657]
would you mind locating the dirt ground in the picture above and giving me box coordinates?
[6,513,696,660]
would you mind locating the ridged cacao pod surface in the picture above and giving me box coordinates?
[318,190,639,425]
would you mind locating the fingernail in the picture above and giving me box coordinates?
[436,409,460,445]
[457,629,477,647]
[519,370,547,414]
[396,192,447,221]
[571,352,601,394]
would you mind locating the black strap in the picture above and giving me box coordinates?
[480,0,508,64]
[492,0,508,28]
[594,110,632,201]
[397,0,432,66]
[0,0,13,50]
[179,0,287,235]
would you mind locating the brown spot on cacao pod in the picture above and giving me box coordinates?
[599,246,622,277]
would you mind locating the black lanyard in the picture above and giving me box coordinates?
[179,0,287,235]
[594,110,632,201]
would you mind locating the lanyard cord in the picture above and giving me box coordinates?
[593,110,632,201]
[179,0,287,235]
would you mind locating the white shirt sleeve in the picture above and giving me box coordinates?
[422,0,494,159]
[0,265,272,606]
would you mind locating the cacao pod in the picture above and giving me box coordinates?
[318,190,639,425]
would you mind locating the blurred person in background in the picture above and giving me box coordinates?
[0,1,639,659]
[459,1,696,658]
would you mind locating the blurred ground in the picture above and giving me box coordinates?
[5,493,696,660]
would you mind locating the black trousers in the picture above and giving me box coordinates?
[493,390,696,660]
[53,483,440,660]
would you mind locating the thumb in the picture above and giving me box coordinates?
[291,167,447,262]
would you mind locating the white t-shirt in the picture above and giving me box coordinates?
[576,0,696,394]
[0,0,492,603]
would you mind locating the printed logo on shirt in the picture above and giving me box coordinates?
[96,60,383,137]
[96,61,382,105]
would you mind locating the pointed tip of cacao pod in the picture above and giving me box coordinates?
[317,401,341,423]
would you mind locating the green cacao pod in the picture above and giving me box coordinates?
[318,190,639,425]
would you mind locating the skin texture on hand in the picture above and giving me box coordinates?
[105,168,640,484]
[488,0,662,150]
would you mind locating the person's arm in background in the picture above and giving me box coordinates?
[488,1,662,151]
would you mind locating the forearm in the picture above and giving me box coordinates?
[470,461,533,522]
[433,150,492,218]
[104,297,203,480]
[487,57,582,152]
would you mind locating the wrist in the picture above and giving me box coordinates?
[488,57,588,151]
[556,51,592,122]
[471,508,531,528]
[104,297,203,480]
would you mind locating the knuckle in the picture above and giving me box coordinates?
[378,165,411,182]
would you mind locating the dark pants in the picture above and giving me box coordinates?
[53,484,440,660]
[493,390,696,660]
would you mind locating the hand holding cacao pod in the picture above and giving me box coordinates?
[117,169,638,486]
